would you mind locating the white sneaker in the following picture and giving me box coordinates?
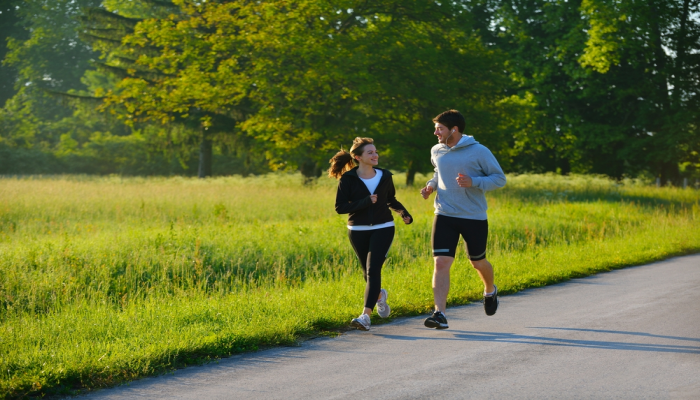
[377,288,391,318]
[351,313,371,331]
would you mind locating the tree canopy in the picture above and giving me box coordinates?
[1,0,698,183]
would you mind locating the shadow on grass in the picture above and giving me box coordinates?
[496,186,699,210]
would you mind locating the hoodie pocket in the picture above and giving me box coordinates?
[435,190,460,214]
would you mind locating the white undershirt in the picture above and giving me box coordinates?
[360,169,382,194]
[348,169,395,231]
[348,221,395,231]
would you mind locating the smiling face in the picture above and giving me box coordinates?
[354,144,379,167]
[432,110,465,147]
[434,122,456,145]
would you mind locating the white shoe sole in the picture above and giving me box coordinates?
[351,318,370,331]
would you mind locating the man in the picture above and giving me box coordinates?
[420,109,506,329]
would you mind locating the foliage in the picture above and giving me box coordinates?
[2,0,700,181]
[238,1,511,181]
[493,0,700,181]
[91,1,516,181]
[0,0,137,174]
[0,0,28,107]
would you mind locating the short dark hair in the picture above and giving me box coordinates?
[432,110,465,134]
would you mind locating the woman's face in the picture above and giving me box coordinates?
[355,144,379,166]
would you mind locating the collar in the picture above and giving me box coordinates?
[344,167,392,179]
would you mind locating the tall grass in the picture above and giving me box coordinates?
[1,173,699,398]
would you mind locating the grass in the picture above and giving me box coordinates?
[0,172,699,398]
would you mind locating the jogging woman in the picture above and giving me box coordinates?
[329,137,413,331]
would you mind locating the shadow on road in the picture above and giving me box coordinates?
[529,327,700,343]
[374,328,700,354]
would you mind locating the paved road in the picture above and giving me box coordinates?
[82,254,700,399]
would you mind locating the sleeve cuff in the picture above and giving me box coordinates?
[471,176,482,188]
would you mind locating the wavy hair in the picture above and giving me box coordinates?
[327,137,374,179]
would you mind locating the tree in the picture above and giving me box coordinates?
[493,0,700,181]
[0,0,28,107]
[249,0,513,185]
[1,0,103,152]
[119,0,511,183]
[0,0,214,177]
[82,0,257,178]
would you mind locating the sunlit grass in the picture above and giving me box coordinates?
[0,173,699,398]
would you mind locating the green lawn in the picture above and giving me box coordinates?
[1,173,699,398]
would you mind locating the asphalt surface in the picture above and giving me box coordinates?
[80,254,700,399]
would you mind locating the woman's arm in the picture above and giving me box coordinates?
[386,177,413,224]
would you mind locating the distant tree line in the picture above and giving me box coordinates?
[1,0,698,185]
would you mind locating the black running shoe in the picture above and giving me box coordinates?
[424,311,449,329]
[484,285,498,316]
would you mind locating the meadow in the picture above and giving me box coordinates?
[1,173,699,398]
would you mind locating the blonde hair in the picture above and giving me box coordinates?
[327,137,374,179]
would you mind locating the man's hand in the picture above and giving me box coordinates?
[369,194,378,203]
[420,185,434,199]
[456,173,472,188]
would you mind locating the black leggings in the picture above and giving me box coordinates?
[347,226,395,310]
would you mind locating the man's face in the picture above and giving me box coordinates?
[434,123,453,144]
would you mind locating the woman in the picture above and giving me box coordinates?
[329,137,413,331]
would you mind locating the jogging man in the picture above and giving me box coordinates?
[420,109,506,329]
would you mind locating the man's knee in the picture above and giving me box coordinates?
[434,256,454,272]
[470,258,490,270]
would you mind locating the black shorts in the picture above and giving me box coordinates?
[431,215,488,260]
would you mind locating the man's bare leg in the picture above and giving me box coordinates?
[433,256,455,312]
[470,258,495,294]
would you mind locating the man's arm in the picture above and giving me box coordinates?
[471,147,506,191]
[422,151,438,199]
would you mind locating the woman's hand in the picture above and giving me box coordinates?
[420,186,433,199]
[370,194,378,203]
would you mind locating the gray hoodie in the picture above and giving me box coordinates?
[426,135,506,220]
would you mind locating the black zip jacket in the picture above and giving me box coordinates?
[335,167,413,226]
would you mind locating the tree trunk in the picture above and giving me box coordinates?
[558,157,571,175]
[198,137,212,178]
[405,160,417,186]
[672,0,692,107]
[649,1,671,111]
[300,160,321,185]
[659,160,680,186]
